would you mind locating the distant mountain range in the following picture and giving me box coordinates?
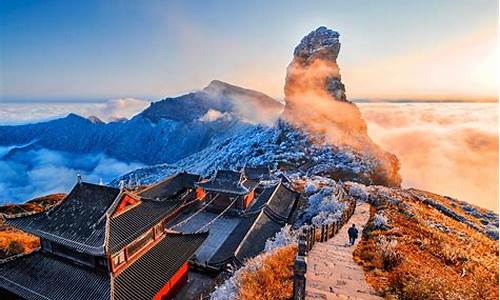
[0,80,283,165]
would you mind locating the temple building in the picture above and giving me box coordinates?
[0,175,207,300]
[244,166,272,181]
[208,179,299,267]
[0,168,300,298]
[170,167,300,267]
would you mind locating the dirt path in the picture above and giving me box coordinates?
[305,201,382,300]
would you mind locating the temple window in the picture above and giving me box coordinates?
[112,250,126,269]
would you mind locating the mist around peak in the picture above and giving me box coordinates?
[282,26,402,187]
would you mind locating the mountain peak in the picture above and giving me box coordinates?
[294,26,341,61]
[202,79,268,99]
[65,113,88,121]
[87,115,104,124]
[204,79,234,90]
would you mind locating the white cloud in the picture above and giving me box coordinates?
[0,147,144,204]
[359,102,498,211]
[198,109,230,122]
[0,98,150,125]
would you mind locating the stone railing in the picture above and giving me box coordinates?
[292,199,357,300]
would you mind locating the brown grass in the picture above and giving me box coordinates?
[353,189,499,300]
[238,245,297,300]
[0,193,65,259]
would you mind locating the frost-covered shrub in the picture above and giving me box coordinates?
[211,254,266,300]
[304,182,318,195]
[346,181,370,202]
[485,225,499,240]
[373,213,389,230]
[210,272,239,300]
[296,177,349,226]
[311,202,345,225]
[265,225,297,251]
[376,236,402,271]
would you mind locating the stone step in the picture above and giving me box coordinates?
[305,202,382,300]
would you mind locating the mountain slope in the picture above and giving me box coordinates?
[346,182,498,299]
[114,121,400,187]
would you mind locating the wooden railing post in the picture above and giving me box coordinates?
[293,235,307,300]
[313,226,317,243]
[321,224,325,242]
[308,226,314,250]
[298,234,307,256]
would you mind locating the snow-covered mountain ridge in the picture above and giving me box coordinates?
[113,120,399,187]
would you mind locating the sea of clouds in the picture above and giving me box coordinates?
[0,98,150,203]
[0,145,145,204]
[0,98,150,125]
[359,102,498,211]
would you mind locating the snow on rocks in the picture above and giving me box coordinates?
[264,225,297,252]
[345,181,371,202]
[114,121,394,187]
[296,176,349,226]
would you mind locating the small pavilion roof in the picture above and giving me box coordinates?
[139,172,200,200]
[195,170,250,195]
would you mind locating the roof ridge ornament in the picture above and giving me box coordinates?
[77,173,82,184]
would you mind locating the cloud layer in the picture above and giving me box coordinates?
[0,98,149,125]
[0,146,144,204]
[359,102,498,211]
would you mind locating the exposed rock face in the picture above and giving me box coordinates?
[283,26,365,139]
[289,26,346,102]
[283,26,401,187]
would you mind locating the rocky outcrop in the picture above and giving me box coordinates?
[287,26,346,101]
[283,26,362,139]
[283,26,401,187]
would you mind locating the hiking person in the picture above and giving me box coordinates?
[348,224,358,245]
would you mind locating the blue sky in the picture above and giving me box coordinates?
[1,0,497,101]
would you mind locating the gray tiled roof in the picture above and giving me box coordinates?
[108,199,183,253]
[244,166,271,180]
[0,232,208,300]
[196,170,249,195]
[235,213,283,261]
[0,251,111,300]
[209,181,299,266]
[266,183,299,221]
[4,182,120,255]
[114,232,208,300]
